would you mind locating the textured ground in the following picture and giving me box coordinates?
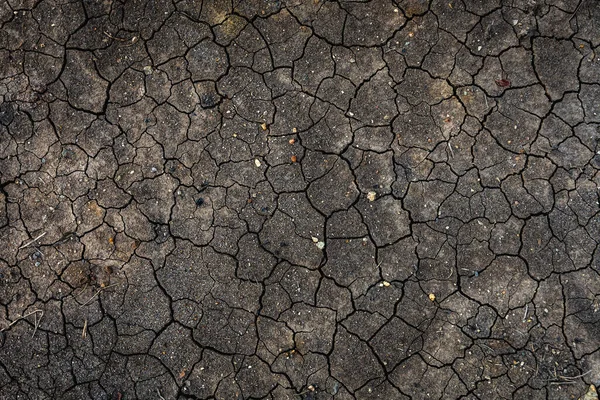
[1,0,600,399]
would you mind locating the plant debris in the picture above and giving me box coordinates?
[579,385,598,400]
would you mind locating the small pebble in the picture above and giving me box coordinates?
[316,241,325,250]
[254,159,261,167]
[367,191,377,202]
[429,293,436,302]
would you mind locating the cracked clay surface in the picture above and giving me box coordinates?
[1,0,600,399]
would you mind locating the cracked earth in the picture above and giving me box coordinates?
[1,0,600,399]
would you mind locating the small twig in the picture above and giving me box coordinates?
[81,289,102,307]
[557,370,592,381]
[32,310,43,338]
[75,282,89,297]
[296,389,315,397]
[156,388,166,400]
[522,304,528,322]
[447,141,455,158]
[19,232,47,249]
[79,283,120,307]
[103,31,129,42]
[82,319,88,339]
[1,309,44,332]
[530,343,539,377]
[52,232,78,247]
[549,381,578,385]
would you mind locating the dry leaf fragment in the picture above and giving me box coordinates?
[291,155,297,162]
[367,191,377,202]
[429,293,436,302]
[261,123,267,131]
[579,385,598,400]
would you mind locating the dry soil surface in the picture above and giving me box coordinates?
[1,0,600,399]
